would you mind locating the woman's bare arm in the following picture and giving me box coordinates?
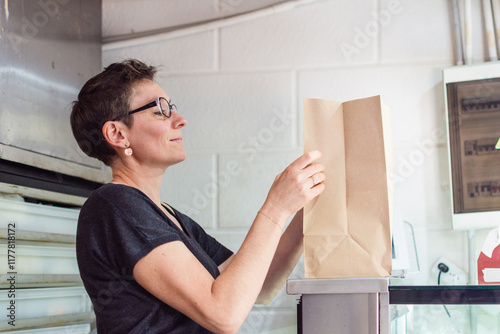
[133,151,325,333]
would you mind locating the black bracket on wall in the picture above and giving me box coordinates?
[0,158,103,205]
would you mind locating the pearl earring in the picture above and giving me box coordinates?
[125,146,133,156]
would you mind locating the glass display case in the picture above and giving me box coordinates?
[390,285,500,334]
[287,279,500,334]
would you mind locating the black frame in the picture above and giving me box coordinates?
[113,97,176,121]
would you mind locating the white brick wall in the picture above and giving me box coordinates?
[103,31,216,73]
[156,72,295,150]
[103,0,493,332]
[219,0,379,68]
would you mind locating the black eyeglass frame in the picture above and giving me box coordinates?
[112,97,176,121]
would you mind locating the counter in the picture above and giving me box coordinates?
[287,278,500,334]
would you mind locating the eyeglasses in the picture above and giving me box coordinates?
[112,97,177,121]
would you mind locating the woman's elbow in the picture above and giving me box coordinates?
[208,318,243,334]
[203,307,246,334]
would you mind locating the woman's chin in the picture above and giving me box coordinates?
[170,152,187,165]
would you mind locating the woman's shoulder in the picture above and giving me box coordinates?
[81,183,155,218]
[91,183,143,197]
[79,184,168,235]
[85,183,149,204]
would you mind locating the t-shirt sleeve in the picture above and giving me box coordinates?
[176,211,234,266]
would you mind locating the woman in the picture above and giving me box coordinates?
[70,59,325,334]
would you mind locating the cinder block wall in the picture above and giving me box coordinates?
[102,0,492,332]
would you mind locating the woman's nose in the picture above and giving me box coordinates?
[171,111,187,128]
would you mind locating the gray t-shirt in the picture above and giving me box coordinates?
[76,183,233,333]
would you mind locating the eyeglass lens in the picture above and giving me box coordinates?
[158,97,177,118]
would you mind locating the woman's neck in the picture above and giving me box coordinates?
[110,161,165,207]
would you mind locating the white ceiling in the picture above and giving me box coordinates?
[102,0,291,41]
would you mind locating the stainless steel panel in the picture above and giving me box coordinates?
[0,0,104,177]
[288,278,389,334]
[302,293,380,334]
[287,277,389,295]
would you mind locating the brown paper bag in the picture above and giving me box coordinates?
[303,95,392,279]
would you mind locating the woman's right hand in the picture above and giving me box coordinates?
[260,150,325,226]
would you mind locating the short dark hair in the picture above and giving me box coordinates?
[70,59,157,165]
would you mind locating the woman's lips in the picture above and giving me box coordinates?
[170,137,183,142]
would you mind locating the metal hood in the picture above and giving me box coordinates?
[0,0,109,185]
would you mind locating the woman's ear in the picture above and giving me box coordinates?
[102,121,128,151]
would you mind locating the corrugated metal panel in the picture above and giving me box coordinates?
[0,196,93,331]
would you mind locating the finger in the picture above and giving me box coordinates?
[310,175,316,188]
[309,172,326,188]
[310,182,325,197]
[311,172,326,186]
[289,151,322,170]
[303,163,325,178]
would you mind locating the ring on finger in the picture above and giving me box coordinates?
[311,175,316,186]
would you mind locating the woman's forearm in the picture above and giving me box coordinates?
[210,210,285,330]
[256,210,304,304]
